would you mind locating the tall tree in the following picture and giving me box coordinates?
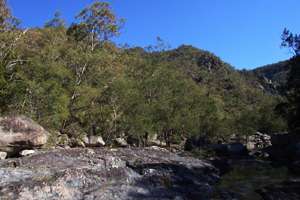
[281,29,300,133]
[71,1,124,51]
[0,0,19,31]
[0,0,10,31]
[282,28,300,56]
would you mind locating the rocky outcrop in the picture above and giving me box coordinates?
[0,147,218,200]
[0,116,48,156]
[247,132,271,150]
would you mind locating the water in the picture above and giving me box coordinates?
[216,160,290,200]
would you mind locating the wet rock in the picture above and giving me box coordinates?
[20,149,35,157]
[0,148,219,200]
[0,116,48,156]
[0,152,7,160]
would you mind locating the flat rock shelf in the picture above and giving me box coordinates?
[0,147,219,200]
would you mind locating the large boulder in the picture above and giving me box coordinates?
[0,116,48,156]
[0,148,219,200]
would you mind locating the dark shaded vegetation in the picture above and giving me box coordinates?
[279,29,300,134]
[217,163,290,200]
[0,0,291,147]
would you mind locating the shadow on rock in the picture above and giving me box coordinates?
[127,163,218,200]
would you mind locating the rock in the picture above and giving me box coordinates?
[0,148,218,200]
[0,116,48,156]
[82,135,89,144]
[148,133,158,142]
[85,135,105,147]
[247,132,271,151]
[146,146,169,152]
[148,140,166,146]
[76,140,86,148]
[114,137,128,147]
[86,148,95,155]
[20,150,35,157]
[0,152,7,160]
[68,136,86,148]
[147,134,165,147]
[57,134,70,146]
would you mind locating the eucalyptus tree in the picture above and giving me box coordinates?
[68,1,124,51]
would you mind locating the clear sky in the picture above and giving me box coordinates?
[7,0,300,69]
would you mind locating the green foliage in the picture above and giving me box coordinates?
[281,29,300,133]
[0,0,19,31]
[281,28,300,56]
[216,164,289,200]
[44,11,65,28]
[70,1,124,51]
[0,0,289,147]
[286,56,300,132]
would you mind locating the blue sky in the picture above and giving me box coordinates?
[8,0,300,69]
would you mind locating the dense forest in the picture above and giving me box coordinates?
[0,0,298,148]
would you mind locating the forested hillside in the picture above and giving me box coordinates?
[243,60,291,95]
[0,0,288,147]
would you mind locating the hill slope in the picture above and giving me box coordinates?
[244,60,291,94]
